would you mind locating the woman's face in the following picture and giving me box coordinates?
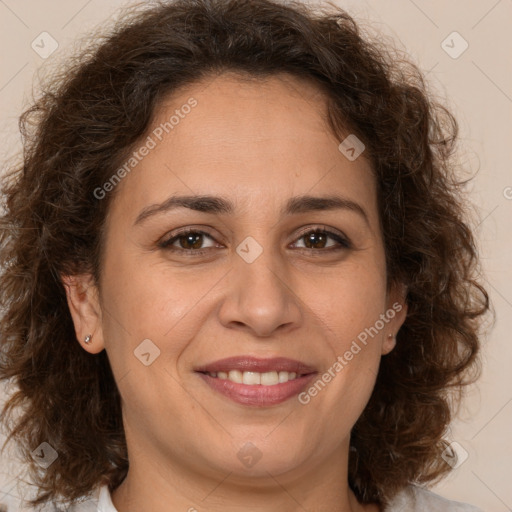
[69,72,406,488]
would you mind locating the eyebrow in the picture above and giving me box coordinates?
[133,193,369,226]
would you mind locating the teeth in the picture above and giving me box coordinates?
[261,371,279,385]
[228,370,243,383]
[278,371,289,383]
[209,370,300,385]
[243,371,261,385]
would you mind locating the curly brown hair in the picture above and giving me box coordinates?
[0,0,490,509]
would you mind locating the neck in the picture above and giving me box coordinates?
[110,440,380,512]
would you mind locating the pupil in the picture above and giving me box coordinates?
[181,233,202,249]
[306,232,326,249]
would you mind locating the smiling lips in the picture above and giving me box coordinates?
[195,356,317,406]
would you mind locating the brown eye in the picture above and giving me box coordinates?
[175,232,205,250]
[159,229,218,253]
[292,228,351,252]
[303,231,329,249]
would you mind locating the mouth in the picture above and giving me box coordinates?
[195,356,317,406]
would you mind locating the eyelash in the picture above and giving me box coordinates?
[158,226,352,256]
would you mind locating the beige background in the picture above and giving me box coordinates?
[0,0,511,510]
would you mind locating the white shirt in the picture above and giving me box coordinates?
[54,483,483,512]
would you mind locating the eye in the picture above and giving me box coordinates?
[291,226,351,252]
[158,225,351,256]
[158,228,219,254]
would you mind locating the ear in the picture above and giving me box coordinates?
[381,281,408,355]
[60,273,105,354]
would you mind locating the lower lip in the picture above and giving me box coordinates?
[197,373,317,406]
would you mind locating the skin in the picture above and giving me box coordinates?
[63,72,407,512]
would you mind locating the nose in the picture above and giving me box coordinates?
[217,241,303,338]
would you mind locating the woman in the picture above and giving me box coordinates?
[0,0,489,510]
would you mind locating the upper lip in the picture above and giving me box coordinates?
[195,356,317,375]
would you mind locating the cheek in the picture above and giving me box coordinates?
[297,261,387,406]
[305,261,388,345]
[98,251,205,424]
[99,244,225,368]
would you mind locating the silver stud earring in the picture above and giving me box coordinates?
[84,334,92,344]
[388,333,395,340]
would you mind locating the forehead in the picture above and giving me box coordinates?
[107,71,377,224]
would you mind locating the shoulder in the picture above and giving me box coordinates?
[37,485,115,512]
[384,484,484,512]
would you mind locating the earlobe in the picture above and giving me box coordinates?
[382,332,396,355]
[382,282,408,355]
[60,273,105,354]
